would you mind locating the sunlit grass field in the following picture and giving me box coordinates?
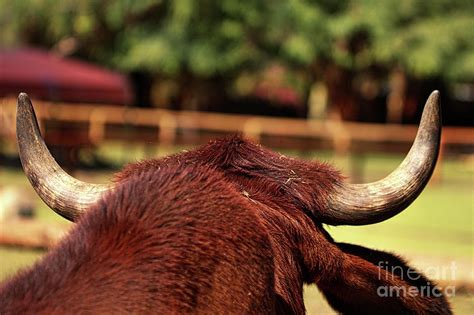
[1,143,473,313]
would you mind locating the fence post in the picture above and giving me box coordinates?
[242,118,262,142]
[89,108,107,144]
[158,112,178,146]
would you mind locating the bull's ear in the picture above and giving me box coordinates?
[16,93,111,222]
[316,243,452,314]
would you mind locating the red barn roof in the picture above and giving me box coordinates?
[0,48,132,105]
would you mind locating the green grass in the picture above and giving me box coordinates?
[326,184,473,258]
[0,247,43,281]
[1,146,473,313]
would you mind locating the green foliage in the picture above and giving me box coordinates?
[328,0,474,80]
[1,0,473,81]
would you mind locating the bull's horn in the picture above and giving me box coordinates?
[16,93,110,222]
[324,91,441,225]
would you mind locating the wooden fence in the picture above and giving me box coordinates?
[1,97,472,151]
[0,98,474,173]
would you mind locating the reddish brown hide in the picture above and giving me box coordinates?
[0,136,451,314]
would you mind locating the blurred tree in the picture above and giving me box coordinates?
[323,0,474,121]
[1,0,473,117]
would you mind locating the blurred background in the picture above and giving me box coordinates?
[0,0,473,313]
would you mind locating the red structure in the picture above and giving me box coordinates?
[0,48,132,104]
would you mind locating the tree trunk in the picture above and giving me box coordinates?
[324,65,358,121]
[387,68,407,123]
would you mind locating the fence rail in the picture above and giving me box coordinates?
[1,97,472,152]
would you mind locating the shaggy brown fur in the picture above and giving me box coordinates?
[0,136,451,314]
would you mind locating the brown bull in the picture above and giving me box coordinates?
[0,92,451,314]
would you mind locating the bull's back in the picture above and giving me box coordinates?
[0,165,277,314]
